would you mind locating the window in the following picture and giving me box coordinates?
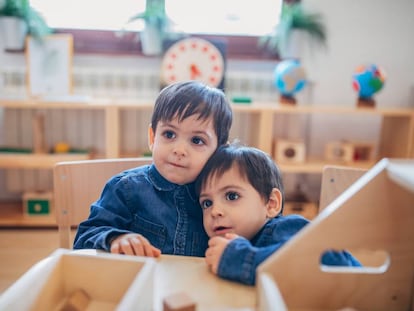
[30,0,282,58]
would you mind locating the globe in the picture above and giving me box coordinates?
[352,64,386,99]
[273,59,307,100]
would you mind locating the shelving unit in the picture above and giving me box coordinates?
[1,98,413,226]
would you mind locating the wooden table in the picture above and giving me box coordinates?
[0,249,256,311]
[154,254,255,311]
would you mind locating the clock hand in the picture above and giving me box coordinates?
[190,64,201,79]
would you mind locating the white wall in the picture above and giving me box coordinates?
[300,0,414,107]
[1,0,414,105]
[1,0,413,201]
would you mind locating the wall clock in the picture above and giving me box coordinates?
[160,37,226,90]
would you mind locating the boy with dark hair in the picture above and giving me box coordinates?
[74,81,233,257]
[196,142,361,285]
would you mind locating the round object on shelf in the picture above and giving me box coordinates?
[273,59,307,103]
[352,64,386,101]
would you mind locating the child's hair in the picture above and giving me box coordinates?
[195,141,285,213]
[151,81,233,146]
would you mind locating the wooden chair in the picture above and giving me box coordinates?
[319,165,367,212]
[53,158,152,249]
[257,158,414,311]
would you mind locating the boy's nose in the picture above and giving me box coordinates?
[211,204,224,217]
[173,141,187,157]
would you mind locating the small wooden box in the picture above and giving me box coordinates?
[274,140,306,163]
[0,249,156,310]
[23,191,53,216]
[325,141,374,163]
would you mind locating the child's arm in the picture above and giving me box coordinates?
[211,216,361,286]
[110,233,161,257]
[213,237,283,285]
[73,169,157,252]
[205,234,238,274]
[212,215,310,285]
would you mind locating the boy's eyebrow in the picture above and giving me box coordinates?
[200,184,244,198]
[193,130,213,137]
[160,122,214,138]
[157,121,176,128]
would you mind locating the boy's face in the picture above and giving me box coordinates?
[199,166,282,240]
[148,114,218,185]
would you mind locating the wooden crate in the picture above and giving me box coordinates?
[0,249,156,310]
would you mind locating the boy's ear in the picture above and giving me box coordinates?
[266,188,283,218]
[148,124,155,151]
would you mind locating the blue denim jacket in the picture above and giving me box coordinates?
[73,164,209,257]
[217,214,362,285]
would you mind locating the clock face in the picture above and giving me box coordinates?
[160,37,225,89]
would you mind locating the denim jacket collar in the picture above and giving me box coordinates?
[148,164,197,202]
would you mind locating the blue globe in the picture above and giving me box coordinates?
[273,60,307,97]
[352,64,386,99]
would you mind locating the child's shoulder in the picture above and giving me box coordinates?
[268,214,310,231]
[108,163,151,184]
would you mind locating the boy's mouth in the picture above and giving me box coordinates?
[213,226,232,236]
[168,162,185,168]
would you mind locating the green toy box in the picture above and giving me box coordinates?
[23,191,53,216]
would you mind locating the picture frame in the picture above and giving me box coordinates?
[26,34,74,97]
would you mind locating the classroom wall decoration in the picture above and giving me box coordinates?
[26,34,74,97]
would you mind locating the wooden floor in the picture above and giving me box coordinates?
[0,228,60,294]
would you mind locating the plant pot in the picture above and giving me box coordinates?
[140,24,162,56]
[0,16,28,50]
[280,30,304,59]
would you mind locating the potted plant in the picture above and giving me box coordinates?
[0,0,52,50]
[259,2,327,59]
[127,0,171,56]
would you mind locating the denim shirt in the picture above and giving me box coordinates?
[73,164,209,257]
[217,214,362,285]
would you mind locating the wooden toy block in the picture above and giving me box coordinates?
[325,141,354,162]
[274,139,305,163]
[325,141,375,163]
[351,142,375,161]
[61,289,90,311]
[163,292,196,311]
[23,191,53,216]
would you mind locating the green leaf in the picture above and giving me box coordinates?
[0,0,52,39]
[259,3,327,56]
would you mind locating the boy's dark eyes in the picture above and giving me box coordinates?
[192,136,205,145]
[161,131,204,145]
[162,130,175,139]
[200,199,213,210]
[226,192,239,201]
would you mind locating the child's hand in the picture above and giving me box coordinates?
[205,233,239,274]
[110,233,161,257]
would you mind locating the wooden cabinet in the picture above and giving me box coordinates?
[1,98,413,226]
[248,104,414,172]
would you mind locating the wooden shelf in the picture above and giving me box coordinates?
[0,153,91,169]
[0,98,413,227]
[279,160,376,174]
[0,202,56,227]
